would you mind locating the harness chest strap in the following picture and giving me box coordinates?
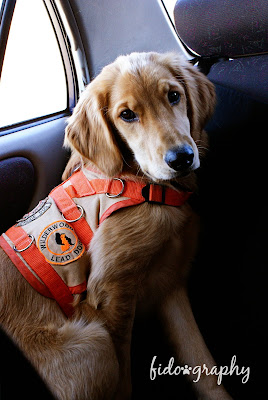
[0,170,192,318]
[51,170,192,228]
[65,170,192,206]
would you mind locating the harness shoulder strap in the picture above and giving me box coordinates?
[2,226,75,318]
[50,183,94,249]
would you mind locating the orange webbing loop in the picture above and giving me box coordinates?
[68,170,96,197]
[4,226,75,318]
[50,185,93,248]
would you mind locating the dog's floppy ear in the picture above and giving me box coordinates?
[65,74,123,177]
[158,53,216,139]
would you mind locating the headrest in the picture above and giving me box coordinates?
[174,0,268,58]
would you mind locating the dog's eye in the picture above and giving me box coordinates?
[120,109,138,122]
[168,91,180,105]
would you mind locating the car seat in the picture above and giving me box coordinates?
[174,1,267,398]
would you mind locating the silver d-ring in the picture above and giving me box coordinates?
[13,235,34,253]
[106,178,125,198]
[62,204,84,223]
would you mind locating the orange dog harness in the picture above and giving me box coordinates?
[0,169,191,317]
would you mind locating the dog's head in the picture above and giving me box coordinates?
[65,52,215,182]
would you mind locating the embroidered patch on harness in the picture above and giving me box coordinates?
[16,198,52,226]
[37,220,85,265]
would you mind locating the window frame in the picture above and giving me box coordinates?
[0,0,16,80]
[0,0,89,136]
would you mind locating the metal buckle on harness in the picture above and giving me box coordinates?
[62,204,84,223]
[106,178,125,198]
[142,184,166,204]
[13,235,34,252]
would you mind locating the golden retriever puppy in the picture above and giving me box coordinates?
[0,52,232,400]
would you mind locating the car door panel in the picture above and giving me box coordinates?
[0,156,35,233]
[0,117,69,214]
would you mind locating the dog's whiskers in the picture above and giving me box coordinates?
[100,106,109,116]
[195,139,207,145]
[123,156,132,168]
[196,140,209,151]
[135,166,141,176]
[197,145,209,151]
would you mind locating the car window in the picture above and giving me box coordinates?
[0,0,67,129]
[162,0,177,24]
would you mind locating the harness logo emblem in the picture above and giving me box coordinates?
[37,220,85,265]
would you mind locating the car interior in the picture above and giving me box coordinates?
[0,0,267,398]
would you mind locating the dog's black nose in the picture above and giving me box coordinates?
[164,145,194,172]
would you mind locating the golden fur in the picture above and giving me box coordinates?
[0,52,233,400]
